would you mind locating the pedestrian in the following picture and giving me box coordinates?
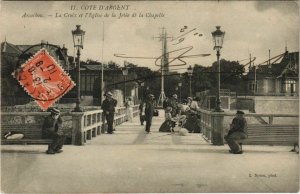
[145,94,155,134]
[169,94,180,117]
[125,97,134,122]
[183,97,202,133]
[224,110,248,154]
[187,97,200,112]
[101,92,118,134]
[42,107,65,154]
[159,106,177,132]
[162,97,169,109]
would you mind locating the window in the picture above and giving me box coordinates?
[282,79,297,94]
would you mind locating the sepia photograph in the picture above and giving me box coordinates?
[0,0,299,193]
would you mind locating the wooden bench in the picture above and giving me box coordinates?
[1,124,52,145]
[239,124,299,146]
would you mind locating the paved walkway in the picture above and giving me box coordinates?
[1,111,299,193]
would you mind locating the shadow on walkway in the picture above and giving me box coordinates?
[1,149,46,154]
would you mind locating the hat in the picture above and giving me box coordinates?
[105,92,113,97]
[48,107,60,114]
[172,94,178,99]
[236,110,244,115]
[166,106,172,112]
[187,97,192,101]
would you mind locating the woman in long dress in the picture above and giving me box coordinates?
[126,97,134,122]
[159,107,177,132]
[183,97,202,133]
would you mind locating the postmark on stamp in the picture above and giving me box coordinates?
[13,48,75,111]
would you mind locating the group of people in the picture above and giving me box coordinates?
[41,91,248,155]
[159,94,202,134]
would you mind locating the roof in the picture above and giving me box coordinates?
[246,51,299,80]
[1,41,69,75]
[1,41,22,54]
[81,64,123,72]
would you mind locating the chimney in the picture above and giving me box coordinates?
[61,44,68,56]
[41,40,47,48]
[2,37,7,52]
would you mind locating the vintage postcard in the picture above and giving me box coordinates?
[1,0,299,193]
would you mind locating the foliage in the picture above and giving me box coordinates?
[86,59,245,101]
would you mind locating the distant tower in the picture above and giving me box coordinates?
[154,27,171,106]
[162,30,169,73]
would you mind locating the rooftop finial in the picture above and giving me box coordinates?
[285,40,288,53]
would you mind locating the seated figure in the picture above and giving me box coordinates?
[42,108,65,154]
[159,107,178,132]
[224,110,248,154]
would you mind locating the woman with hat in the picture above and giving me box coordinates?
[159,106,177,132]
[169,94,180,117]
[182,97,201,133]
[224,110,248,154]
[125,97,134,122]
[42,107,65,154]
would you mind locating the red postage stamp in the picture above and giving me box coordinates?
[13,48,75,111]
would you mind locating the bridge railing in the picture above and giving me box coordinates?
[68,105,140,145]
[198,108,299,145]
[1,105,140,145]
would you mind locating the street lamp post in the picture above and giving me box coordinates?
[212,26,225,112]
[178,82,182,103]
[72,25,85,112]
[141,82,145,101]
[187,65,193,97]
[122,62,129,104]
[146,86,150,97]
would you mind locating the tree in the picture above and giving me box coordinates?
[212,59,245,92]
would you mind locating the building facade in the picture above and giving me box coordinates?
[1,41,139,107]
[246,51,299,96]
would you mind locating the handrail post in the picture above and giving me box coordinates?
[269,116,273,125]
[212,113,224,145]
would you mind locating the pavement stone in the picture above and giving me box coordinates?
[1,111,299,193]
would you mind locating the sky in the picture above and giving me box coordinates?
[1,1,299,73]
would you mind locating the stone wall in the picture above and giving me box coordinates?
[254,96,299,114]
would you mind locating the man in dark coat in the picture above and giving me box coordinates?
[101,92,117,134]
[224,110,248,154]
[145,94,155,134]
[42,108,65,154]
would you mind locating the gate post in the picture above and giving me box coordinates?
[212,113,224,145]
[71,112,85,145]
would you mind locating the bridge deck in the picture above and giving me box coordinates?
[1,110,299,193]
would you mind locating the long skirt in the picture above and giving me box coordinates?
[127,107,133,122]
[159,120,175,132]
[183,114,201,133]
